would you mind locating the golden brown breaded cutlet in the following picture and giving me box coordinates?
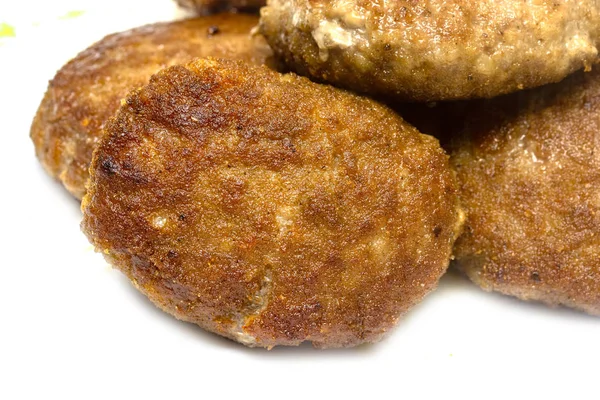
[260,0,600,101]
[175,0,264,14]
[30,14,274,200]
[81,58,464,348]
[450,69,600,315]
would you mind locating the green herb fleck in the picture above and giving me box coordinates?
[0,23,16,38]
[59,10,85,20]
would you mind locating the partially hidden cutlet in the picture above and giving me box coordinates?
[260,0,600,101]
[31,14,274,199]
[450,69,600,315]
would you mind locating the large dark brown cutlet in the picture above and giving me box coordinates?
[81,58,464,348]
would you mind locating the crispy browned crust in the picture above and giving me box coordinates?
[450,69,600,315]
[81,58,464,348]
[260,0,600,101]
[175,0,264,14]
[30,15,274,199]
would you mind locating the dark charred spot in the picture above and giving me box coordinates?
[384,43,392,51]
[131,255,156,275]
[100,157,119,175]
[495,268,505,283]
[433,226,443,237]
[207,25,220,36]
[282,137,296,153]
[178,213,186,221]
[531,271,541,282]
[167,250,178,259]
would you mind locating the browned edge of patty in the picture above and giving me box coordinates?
[175,0,264,15]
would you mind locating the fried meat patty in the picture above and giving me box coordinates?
[175,0,264,14]
[30,15,273,199]
[450,69,600,315]
[81,58,464,348]
[260,0,600,101]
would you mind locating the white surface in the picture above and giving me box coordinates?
[0,2,598,399]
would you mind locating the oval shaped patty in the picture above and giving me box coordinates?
[82,58,464,348]
[260,0,600,101]
[450,69,600,315]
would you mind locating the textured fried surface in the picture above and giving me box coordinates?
[30,15,273,199]
[450,69,600,315]
[176,0,264,14]
[260,0,600,101]
[81,58,464,348]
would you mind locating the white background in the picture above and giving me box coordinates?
[1,1,598,399]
